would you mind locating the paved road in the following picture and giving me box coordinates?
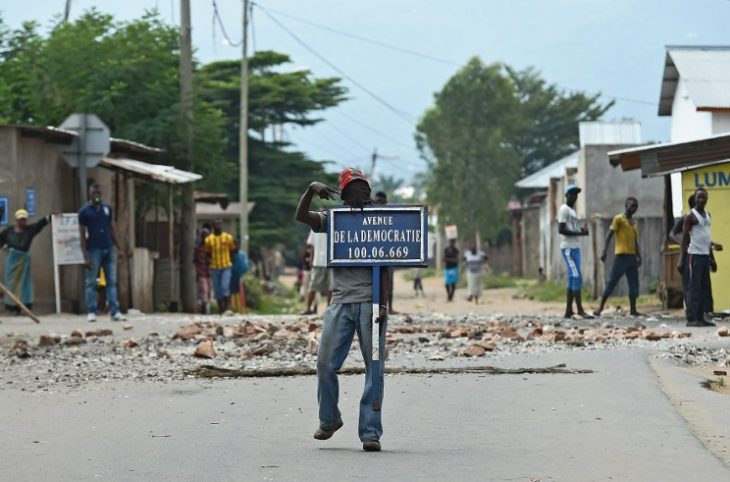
[2,349,728,481]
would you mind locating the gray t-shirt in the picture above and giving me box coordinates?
[316,212,372,304]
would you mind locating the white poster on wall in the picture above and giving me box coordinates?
[52,214,85,313]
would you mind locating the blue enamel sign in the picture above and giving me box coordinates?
[0,197,7,226]
[26,187,36,217]
[327,205,428,267]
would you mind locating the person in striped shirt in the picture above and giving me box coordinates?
[204,220,237,314]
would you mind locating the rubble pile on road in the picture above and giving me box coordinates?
[0,313,725,390]
[657,344,729,367]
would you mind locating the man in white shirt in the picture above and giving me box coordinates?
[557,185,593,319]
[302,223,333,315]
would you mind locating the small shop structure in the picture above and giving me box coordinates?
[0,123,201,313]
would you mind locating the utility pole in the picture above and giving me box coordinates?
[239,0,250,253]
[179,0,196,312]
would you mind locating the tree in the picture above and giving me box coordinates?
[0,9,225,176]
[416,57,612,241]
[506,66,613,175]
[197,52,346,248]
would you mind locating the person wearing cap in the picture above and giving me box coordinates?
[295,167,388,453]
[557,184,593,319]
[593,197,643,317]
[0,209,51,314]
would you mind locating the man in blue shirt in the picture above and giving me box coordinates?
[78,184,125,322]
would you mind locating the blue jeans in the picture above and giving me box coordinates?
[561,248,582,291]
[211,267,232,300]
[317,302,386,442]
[85,247,120,315]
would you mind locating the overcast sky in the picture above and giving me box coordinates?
[2,0,730,181]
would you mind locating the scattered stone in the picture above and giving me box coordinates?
[85,329,113,337]
[122,324,134,331]
[38,335,61,348]
[70,330,83,338]
[63,337,87,347]
[193,340,217,359]
[122,339,139,349]
[463,344,486,357]
[10,340,30,358]
[714,370,728,376]
[718,327,730,337]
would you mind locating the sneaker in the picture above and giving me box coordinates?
[87,313,96,322]
[111,312,126,322]
[313,420,343,440]
[687,320,716,327]
[363,440,381,452]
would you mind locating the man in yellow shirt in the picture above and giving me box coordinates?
[594,197,642,317]
[204,220,236,314]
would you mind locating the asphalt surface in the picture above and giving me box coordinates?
[2,349,728,481]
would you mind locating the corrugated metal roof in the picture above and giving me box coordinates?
[608,132,730,176]
[515,151,579,189]
[579,121,641,146]
[100,157,202,184]
[659,46,730,116]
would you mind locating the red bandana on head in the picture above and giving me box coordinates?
[338,167,370,193]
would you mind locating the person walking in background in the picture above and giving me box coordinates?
[444,238,459,302]
[412,267,424,297]
[678,188,723,327]
[464,240,487,304]
[0,209,51,314]
[194,224,212,314]
[204,219,236,314]
[593,197,643,317]
[229,243,250,313]
[558,185,593,319]
[79,184,125,322]
[302,224,332,315]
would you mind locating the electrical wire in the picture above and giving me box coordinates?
[212,0,243,47]
[255,3,460,67]
[252,3,656,108]
[255,5,417,126]
[333,110,414,150]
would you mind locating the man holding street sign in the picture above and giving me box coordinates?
[295,168,399,453]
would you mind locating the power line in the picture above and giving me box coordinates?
[333,110,414,150]
[257,4,460,67]
[211,0,242,47]
[252,4,656,108]
[324,121,372,152]
[254,4,417,126]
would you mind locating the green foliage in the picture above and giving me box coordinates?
[482,275,519,290]
[522,280,582,302]
[0,10,346,254]
[0,9,224,176]
[197,53,345,249]
[244,275,302,314]
[417,58,612,241]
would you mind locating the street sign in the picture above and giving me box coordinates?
[58,113,110,168]
[25,187,36,217]
[325,204,428,413]
[0,197,8,226]
[327,205,428,267]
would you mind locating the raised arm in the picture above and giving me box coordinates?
[295,182,337,230]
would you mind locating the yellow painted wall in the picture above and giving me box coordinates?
[682,164,730,311]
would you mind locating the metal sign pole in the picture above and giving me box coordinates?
[371,266,381,412]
